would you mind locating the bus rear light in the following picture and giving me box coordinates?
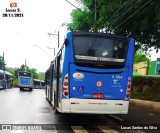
[64,82,68,86]
[96,64,104,67]
[63,88,67,91]
[127,84,131,88]
[71,102,79,104]
[62,73,69,98]
[64,91,68,96]
[115,103,123,106]
[125,94,129,98]
[125,77,132,100]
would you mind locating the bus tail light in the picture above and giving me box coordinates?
[125,77,131,100]
[62,74,69,98]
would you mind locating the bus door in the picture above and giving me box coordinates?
[55,54,61,108]
[49,63,53,102]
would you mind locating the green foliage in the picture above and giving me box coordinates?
[67,0,160,51]
[134,53,150,63]
[38,72,45,80]
[153,92,160,102]
[7,66,42,87]
[15,64,38,79]
[7,67,18,87]
[0,55,5,70]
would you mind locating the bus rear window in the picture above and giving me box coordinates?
[73,36,128,65]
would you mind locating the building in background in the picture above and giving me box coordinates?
[133,61,148,75]
[147,58,160,75]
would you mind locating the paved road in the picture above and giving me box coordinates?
[0,88,159,133]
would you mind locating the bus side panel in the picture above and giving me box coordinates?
[125,38,134,76]
[61,32,72,99]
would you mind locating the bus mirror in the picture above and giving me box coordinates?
[64,39,69,46]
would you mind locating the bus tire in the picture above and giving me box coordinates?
[30,88,33,91]
[55,108,60,114]
[20,87,23,91]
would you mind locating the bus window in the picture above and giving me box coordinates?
[73,36,128,67]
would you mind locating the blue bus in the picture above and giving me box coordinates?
[45,31,134,114]
[0,70,13,89]
[18,71,33,91]
[5,71,14,88]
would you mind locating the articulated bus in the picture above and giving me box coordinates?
[18,71,33,91]
[45,31,134,114]
[5,71,14,88]
[0,70,13,89]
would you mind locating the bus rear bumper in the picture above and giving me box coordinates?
[60,98,129,114]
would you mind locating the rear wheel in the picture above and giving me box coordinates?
[20,87,23,91]
[30,88,33,91]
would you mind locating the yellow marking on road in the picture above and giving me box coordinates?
[71,126,88,133]
[97,126,119,133]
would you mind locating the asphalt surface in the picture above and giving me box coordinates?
[0,88,159,133]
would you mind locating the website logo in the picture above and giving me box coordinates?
[10,2,17,8]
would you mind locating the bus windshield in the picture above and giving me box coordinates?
[19,72,32,77]
[73,36,129,66]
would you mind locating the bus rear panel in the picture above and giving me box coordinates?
[46,31,134,114]
[18,71,33,91]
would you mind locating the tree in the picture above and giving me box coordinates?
[67,0,160,51]
[7,67,18,87]
[134,53,150,64]
[0,55,5,70]
[15,64,39,79]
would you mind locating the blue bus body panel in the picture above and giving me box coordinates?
[69,64,129,100]
[20,77,31,85]
[62,32,134,101]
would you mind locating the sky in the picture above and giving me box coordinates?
[0,0,77,72]
[0,0,160,73]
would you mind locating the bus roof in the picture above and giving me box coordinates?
[5,71,12,76]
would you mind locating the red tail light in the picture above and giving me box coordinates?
[64,82,68,86]
[64,91,68,96]
[62,74,69,98]
[125,77,131,100]
[96,64,105,67]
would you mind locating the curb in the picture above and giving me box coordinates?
[130,99,160,112]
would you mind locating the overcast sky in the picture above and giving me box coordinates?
[0,0,159,73]
[0,0,77,72]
